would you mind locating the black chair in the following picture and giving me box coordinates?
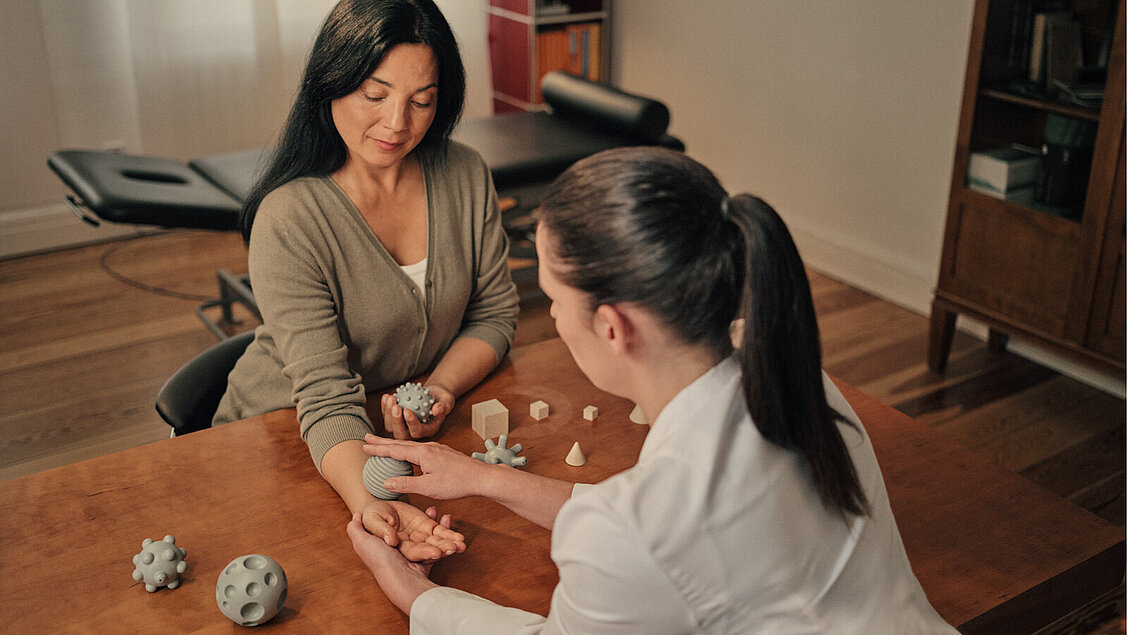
[155,330,254,436]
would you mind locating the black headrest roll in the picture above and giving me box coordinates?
[541,71,670,142]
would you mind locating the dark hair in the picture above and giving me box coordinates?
[239,0,465,241]
[537,147,869,518]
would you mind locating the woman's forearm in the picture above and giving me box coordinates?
[320,440,377,513]
[425,337,498,398]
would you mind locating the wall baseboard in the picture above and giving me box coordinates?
[791,224,1125,399]
[0,203,153,260]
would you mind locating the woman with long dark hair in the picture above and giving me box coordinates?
[348,147,955,631]
[214,0,515,560]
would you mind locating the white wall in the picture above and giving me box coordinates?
[0,0,490,258]
[612,0,975,314]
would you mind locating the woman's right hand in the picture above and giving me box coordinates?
[379,387,450,440]
[362,433,494,500]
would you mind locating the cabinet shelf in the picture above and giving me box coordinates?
[488,0,611,114]
[536,11,608,24]
[980,87,1103,121]
[930,0,1125,375]
[962,186,1085,222]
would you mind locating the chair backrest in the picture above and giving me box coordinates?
[156,330,254,435]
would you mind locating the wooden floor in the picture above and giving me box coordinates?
[1,230,1124,631]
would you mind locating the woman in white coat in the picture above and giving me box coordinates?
[347,147,957,633]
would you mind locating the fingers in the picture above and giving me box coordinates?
[431,524,466,548]
[400,541,444,562]
[346,512,365,537]
[423,507,454,530]
[380,394,410,440]
[348,513,395,552]
[362,434,423,461]
[361,504,400,547]
[402,409,426,439]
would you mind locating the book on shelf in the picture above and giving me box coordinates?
[535,21,600,100]
[1051,78,1105,106]
[1029,11,1074,87]
[1045,17,1083,92]
[967,146,1042,196]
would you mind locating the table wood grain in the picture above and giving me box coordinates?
[0,338,1121,633]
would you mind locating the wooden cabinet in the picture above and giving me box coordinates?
[929,0,1125,374]
[487,0,611,114]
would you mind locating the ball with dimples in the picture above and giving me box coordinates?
[216,554,288,626]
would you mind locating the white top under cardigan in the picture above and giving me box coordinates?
[411,358,957,633]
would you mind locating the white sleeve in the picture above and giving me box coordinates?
[410,587,548,634]
[409,483,693,634]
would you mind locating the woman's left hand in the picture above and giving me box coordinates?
[380,384,454,439]
[360,499,466,562]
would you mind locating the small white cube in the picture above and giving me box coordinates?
[582,405,599,421]
[529,400,550,421]
[472,399,509,440]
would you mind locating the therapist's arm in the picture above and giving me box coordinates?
[367,435,575,529]
[347,513,438,613]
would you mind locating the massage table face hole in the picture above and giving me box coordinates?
[120,169,190,185]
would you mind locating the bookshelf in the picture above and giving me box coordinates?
[487,0,611,114]
[929,0,1125,374]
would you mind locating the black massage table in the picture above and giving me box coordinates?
[48,71,683,337]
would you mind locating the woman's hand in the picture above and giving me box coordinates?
[347,513,440,614]
[363,433,495,500]
[360,498,466,562]
[380,384,454,439]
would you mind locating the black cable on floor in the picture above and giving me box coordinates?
[98,233,217,302]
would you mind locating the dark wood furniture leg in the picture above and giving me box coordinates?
[928,299,958,372]
[987,328,1009,352]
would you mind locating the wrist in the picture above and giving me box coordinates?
[422,378,454,398]
[476,462,516,502]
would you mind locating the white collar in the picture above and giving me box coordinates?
[639,355,742,460]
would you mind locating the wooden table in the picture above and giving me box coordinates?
[0,338,1122,633]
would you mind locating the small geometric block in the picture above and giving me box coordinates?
[565,441,586,466]
[582,405,599,421]
[529,400,550,421]
[472,399,509,440]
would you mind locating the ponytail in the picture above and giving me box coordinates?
[726,195,869,518]
[537,147,869,519]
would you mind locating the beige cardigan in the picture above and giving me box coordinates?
[213,142,518,469]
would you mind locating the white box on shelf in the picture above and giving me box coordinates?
[967,146,1041,195]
